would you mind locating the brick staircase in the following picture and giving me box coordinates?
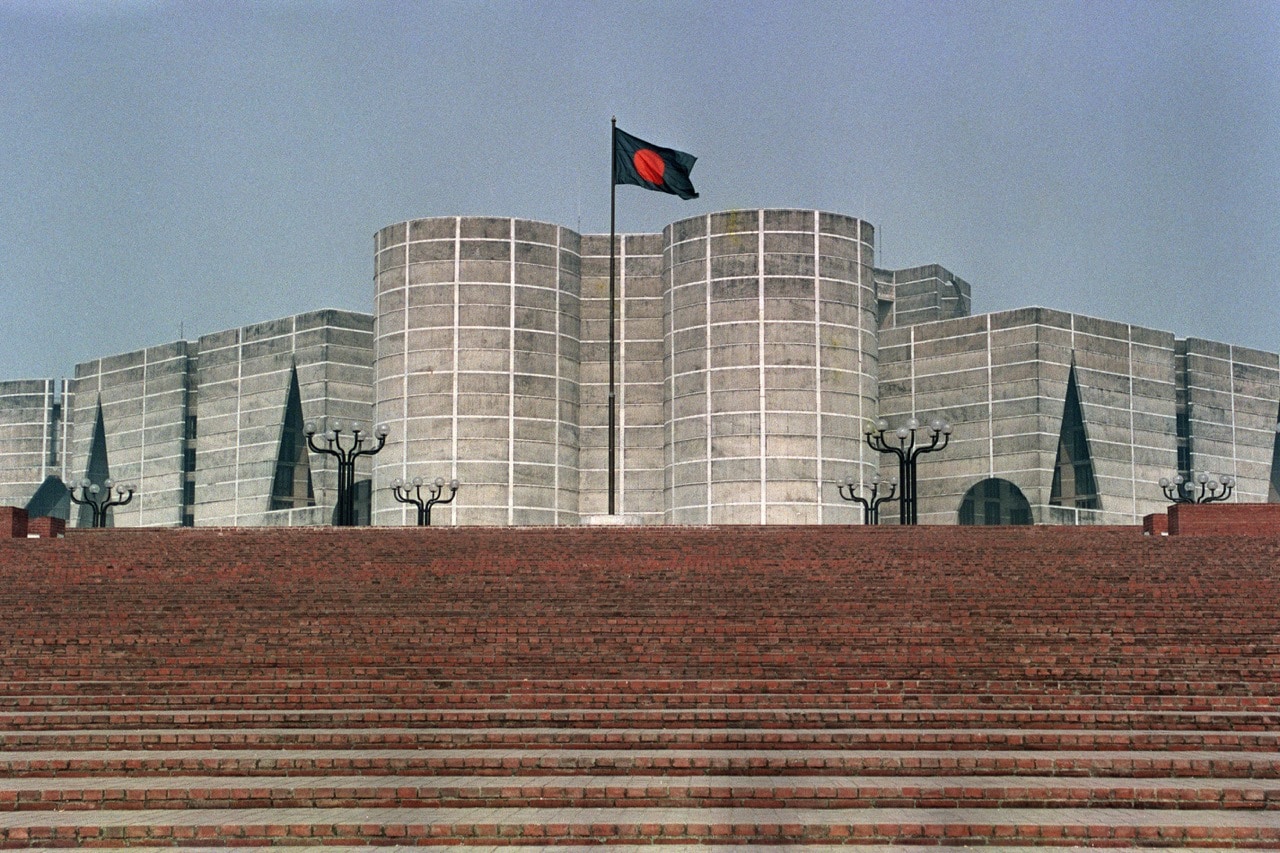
[0,524,1275,848]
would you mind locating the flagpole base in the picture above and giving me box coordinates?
[582,514,644,527]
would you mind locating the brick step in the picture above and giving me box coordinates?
[3,772,1279,811]
[3,640,1274,655]
[3,747,1278,779]
[5,701,1274,732]
[8,848,1258,853]
[3,724,1277,752]
[3,847,1265,853]
[3,673,1275,698]
[1,628,1272,645]
[0,805,1277,846]
[4,619,1270,634]
[0,670,1272,687]
[2,527,1274,850]
[2,707,1276,733]
[3,661,1274,678]
[0,691,1275,718]
[11,661,1266,677]
[1,682,1276,709]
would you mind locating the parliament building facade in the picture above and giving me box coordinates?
[3,209,1278,528]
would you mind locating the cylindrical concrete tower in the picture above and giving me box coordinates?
[663,209,879,524]
[373,217,581,526]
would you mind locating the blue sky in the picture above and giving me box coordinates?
[2,0,1277,380]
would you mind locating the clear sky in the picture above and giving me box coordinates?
[2,0,1277,381]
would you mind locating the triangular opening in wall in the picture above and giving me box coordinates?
[1049,367,1099,510]
[1269,400,1280,503]
[77,400,113,528]
[269,366,315,511]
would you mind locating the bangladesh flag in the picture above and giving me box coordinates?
[613,126,699,200]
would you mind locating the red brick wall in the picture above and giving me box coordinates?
[1168,503,1280,536]
[25,515,65,538]
[0,507,27,538]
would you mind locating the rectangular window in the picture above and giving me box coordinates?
[1075,462,1096,498]
[1177,445,1191,478]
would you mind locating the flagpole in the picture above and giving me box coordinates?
[607,116,618,516]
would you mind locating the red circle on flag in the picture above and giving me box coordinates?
[634,149,665,184]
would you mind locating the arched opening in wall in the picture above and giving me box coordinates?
[269,367,315,511]
[1049,366,1100,511]
[958,478,1033,526]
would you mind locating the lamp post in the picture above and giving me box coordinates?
[305,421,389,526]
[864,416,952,525]
[1159,472,1235,504]
[67,478,135,528]
[837,473,898,525]
[391,476,460,526]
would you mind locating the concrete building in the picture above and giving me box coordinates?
[4,208,1278,527]
[0,379,65,515]
[59,310,374,528]
[371,211,879,526]
[192,310,374,527]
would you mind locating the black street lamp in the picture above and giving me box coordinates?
[305,421,390,526]
[837,472,898,525]
[864,416,953,525]
[391,476,460,526]
[67,478,135,528]
[1159,472,1235,504]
